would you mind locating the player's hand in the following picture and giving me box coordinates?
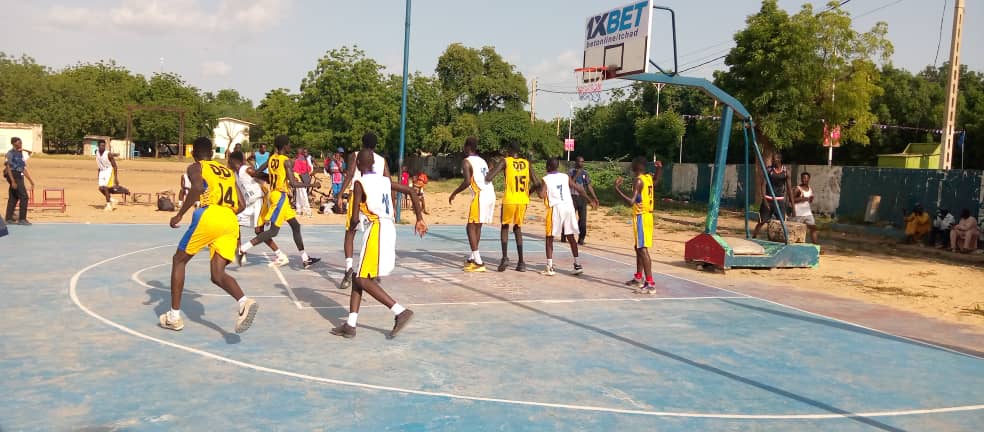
[414,220,428,237]
[614,177,624,187]
[169,215,182,228]
[448,193,455,205]
[655,161,662,168]
[591,199,600,210]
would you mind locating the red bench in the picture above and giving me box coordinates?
[27,188,67,213]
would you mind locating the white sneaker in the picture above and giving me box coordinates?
[158,313,184,331]
[104,203,113,212]
[235,298,258,333]
[268,254,289,267]
[540,265,556,276]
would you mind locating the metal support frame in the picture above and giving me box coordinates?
[704,106,733,234]
[125,105,187,158]
[648,6,679,76]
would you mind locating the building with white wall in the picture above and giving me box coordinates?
[212,117,252,159]
[0,122,43,155]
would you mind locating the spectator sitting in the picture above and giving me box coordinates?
[903,204,931,244]
[950,208,980,253]
[929,208,955,248]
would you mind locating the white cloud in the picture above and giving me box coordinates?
[47,0,291,34]
[201,60,231,77]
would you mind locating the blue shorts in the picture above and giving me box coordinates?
[332,183,342,196]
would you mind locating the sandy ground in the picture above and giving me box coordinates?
[13,156,984,330]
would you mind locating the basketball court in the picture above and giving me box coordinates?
[1,223,982,431]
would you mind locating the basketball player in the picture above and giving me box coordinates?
[337,132,390,290]
[95,140,119,211]
[449,137,495,272]
[228,151,282,265]
[614,157,660,294]
[540,157,587,276]
[238,135,320,269]
[159,137,258,333]
[330,150,427,339]
[484,140,537,272]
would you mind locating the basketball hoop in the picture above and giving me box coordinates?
[574,66,608,102]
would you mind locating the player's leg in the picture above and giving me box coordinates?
[162,208,209,331]
[638,213,656,293]
[241,191,288,266]
[208,217,258,333]
[627,214,645,287]
[286,217,319,268]
[752,200,770,238]
[513,224,525,271]
[567,233,583,275]
[341,194,357,289]
[498,223,510,272]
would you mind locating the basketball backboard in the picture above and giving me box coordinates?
[582,0,653,80]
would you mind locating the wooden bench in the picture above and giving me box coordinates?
[131,192,153,205]
[27,188,67,213]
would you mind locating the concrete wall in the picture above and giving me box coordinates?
[0,123,43,155]
[663,162,982,223]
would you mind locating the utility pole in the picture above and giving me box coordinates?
[530,77,537,123]
[654,83,665,117]
[395,0,412,222]
[567,100,574,161]
[940,0,965,170]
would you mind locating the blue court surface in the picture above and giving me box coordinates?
[1,224,982,431]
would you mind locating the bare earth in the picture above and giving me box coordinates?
[17,156,984,332]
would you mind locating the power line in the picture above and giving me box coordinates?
[933,0,948,68]
[853,0,904,19]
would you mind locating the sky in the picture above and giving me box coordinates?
[1,0,980,122]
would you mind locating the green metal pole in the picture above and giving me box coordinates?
[743,122,751,238]
[705,105,734,234]
[395,0,411,222]
[748,126,789,243]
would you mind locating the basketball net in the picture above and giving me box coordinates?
[574,67,607,102]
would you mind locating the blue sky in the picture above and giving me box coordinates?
[1,0,980,121]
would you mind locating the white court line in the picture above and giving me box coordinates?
[579,251,984,361]
[69,245,984,420]
[130,263,285,299]
[265,252,302,309]
[302,296,749,310]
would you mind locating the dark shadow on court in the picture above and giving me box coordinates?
[143,281,241,344]
[721,299,984,358]
[404,252,903,431]
[281,283,390,337]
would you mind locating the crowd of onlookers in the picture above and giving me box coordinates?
[904,204,983,253]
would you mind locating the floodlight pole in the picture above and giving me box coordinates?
[567,100,574,161]
[395,0,411,222]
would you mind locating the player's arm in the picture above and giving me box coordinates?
[347,182,365,232]
[392,183,428,237]
[337,153,358,198]
[448,160,472,204]
[383,160,391,178]
[613,176,634,205]
[485,159,505,184]
[171,164,203,228]
[109,153,120,185]
[234,183,246,214]
[569,177,587,197]
[22,167,34,188]
[538,177,547,200]
[283,159,307,188]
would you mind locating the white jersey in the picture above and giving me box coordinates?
[237,165,264,206]
[466,155,494,197]
[96,149,113,171]
[350,152,386,190]
[794,185,813,217]
[543,172,574,209]
[356,173,394,222]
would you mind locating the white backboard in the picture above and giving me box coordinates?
[582,0,652,80]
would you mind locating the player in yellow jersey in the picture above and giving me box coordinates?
[614,157,663,294]
[485,140,538,272]
[238,135,320,269]
[159,137,259,334]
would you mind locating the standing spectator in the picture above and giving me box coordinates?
[293,149,313,216]
[752,153,793,239]
[568,156,600,245]
[903,204,931,244]
[414,172,429,215]
[791,172,818,244]
[225,142,242,160]
[929,208,955,248]
[5,137,34,225]
[326,148,346,199]
[252,143,270,175]
[950,209,980,253]
[400,165,411,187]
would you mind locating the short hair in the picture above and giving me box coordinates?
[274,135,289,151]
[10,137,20,145]
[631,156,647,170]
[97,140,106,145]
[546,157,560,172]
[801,171,811,178]
[193,137,213,155]
[362,132,378,150]
[507,140,521,155]
[961,208,971,218]
[357,149,375,169]
[229,151,245,163]
[575,155,585,162]
[464,136,479,153]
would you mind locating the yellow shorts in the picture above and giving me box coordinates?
[632,212,654,249]
[345,193,356,230]
[262,190,296,228]
[357,219,396,279]
[500,203,527,226]
[178,206,239,261]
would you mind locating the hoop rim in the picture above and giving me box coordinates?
[573,66,609,73]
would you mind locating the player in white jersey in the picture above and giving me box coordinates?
[337,132,390,290]
[95,140,119,211]
[330,150,427,339]
[228,151,284,266]
[449,137,496,272]
[540,157,588,276]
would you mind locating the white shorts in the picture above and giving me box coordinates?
[791,214,816,226]
[238,200,263,228]
[358,218,396,279]
[546,205,579,238]
[98,169,115,187]
[468,191,495,224]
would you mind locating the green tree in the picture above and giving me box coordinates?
[436,44,528,113]
[476,110,561,158]
[134,73,205,147]
[257,88,299,143]
[635,111,686,162]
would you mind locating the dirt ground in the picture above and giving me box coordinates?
[13,156,984,330]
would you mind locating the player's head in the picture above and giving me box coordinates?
[97,140,106,151]
[575,156,585,168]
[961,208,971,219]
[10,137,22,150]
[505,140,521,157]
[631,156,647,174]
[228,150,245,169]
[463,136,478,154]
[800,172,811,185]
[274,135,290,153]
[356,149,375,173]
[258,143,267,153]
[546,157,560,173]
[362,132,378,150]
[772,152,783,166]
[192,136,213,161]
